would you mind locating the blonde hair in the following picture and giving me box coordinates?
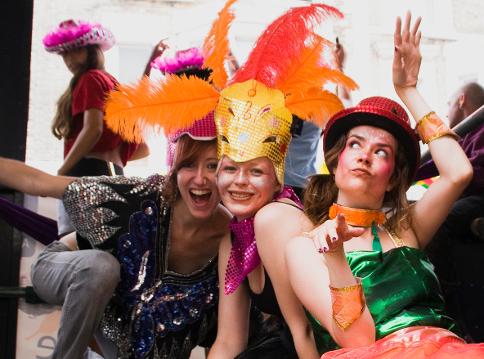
[51,45,105,139]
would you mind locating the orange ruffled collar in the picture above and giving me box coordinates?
[329,203,385,227]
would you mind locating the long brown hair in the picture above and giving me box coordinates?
[304,132,411,234]
[162,136,217,204]
[51,45,105,139]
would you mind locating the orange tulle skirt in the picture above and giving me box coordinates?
[321,326,484,358]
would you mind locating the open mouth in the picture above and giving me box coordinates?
[189,189,212,204]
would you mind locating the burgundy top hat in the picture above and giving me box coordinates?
[323,96,420,184]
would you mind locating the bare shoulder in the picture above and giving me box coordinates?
[255,201,312,236]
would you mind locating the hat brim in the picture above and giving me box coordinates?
[323,106,420,184]
[44,27,115,54]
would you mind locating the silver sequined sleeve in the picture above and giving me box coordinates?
[62,174,165,248]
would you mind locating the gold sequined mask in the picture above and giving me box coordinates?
[215,80,292,184]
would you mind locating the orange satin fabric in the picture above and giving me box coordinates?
[321,326,484,358]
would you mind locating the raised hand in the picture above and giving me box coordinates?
[393,12,422,91]
[149,40,169,62]
[332,37,346,71]
[306,214,365,254]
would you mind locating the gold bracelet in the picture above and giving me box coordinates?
[416,111,458,144]
[329,277,365,330]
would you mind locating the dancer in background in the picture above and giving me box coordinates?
[43,19,147,237]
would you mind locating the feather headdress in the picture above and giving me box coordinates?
[105,2,357,165]
[202,0,238,89]
[105,0,238,142]
[214,3,358,186]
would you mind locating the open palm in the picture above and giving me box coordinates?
[393,12,422,90]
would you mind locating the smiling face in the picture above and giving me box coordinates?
[217,156,280,220]
[175,139,220,220]
[61,47,88,74]
[334,125,397,209]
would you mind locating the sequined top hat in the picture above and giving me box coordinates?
[43,19,115,54]
[323,96,420,183]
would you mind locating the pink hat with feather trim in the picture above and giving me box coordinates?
[43,19,115,54]
[151,48,217,167]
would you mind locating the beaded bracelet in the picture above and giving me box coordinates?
[416,111,458,144]
[329,277,365,330]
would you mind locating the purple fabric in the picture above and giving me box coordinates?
[224,186,302,295]
[0,196,57,245]
[416,124,484,197]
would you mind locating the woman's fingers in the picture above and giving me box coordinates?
[402,11,411,42]
[411,16,422,38]
[415,30,422,47]
[394,16,402,47]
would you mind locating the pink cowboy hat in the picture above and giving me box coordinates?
[43,19,115,54]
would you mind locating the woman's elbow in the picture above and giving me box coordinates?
[448,160,473,189]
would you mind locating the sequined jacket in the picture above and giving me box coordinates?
[63,175,218,359]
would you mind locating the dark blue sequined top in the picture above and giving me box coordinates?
[64,175,219,359]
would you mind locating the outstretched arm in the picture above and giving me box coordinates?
[393,12,473,247]
[0,157,73,198]
[286,215,375,348]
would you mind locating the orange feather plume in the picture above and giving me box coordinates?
[202,0,237,90]
[276,35,358,95]
[231,4,343,88]
[105,75,220,143]
[285,87,344,128]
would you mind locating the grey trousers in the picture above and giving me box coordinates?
[31,241,120,359]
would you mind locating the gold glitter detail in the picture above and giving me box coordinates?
[215,80,292,184]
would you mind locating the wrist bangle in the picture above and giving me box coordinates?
[329,277,365,330]
[416,111,458,144]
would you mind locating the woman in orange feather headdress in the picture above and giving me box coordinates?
[200,3,356,359]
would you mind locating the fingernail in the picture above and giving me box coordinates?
[332,237,337,243]
[394,46,399,52]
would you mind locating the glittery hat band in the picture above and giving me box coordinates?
[215,80,293,184]
[166,112,217,167]
[43,20,115,54]
[224,186,302,295]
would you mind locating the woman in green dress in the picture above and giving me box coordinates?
[285,12,484,357]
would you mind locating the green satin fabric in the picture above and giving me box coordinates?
[309,246,458,354]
